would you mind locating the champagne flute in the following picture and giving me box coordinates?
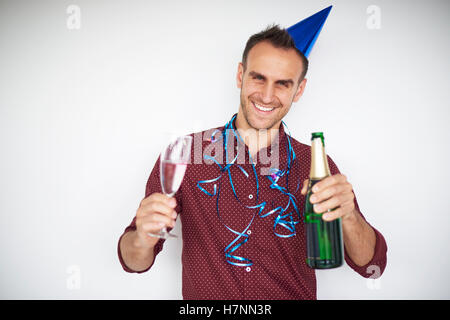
[148,135,192,239]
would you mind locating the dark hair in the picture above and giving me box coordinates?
[242,24,309,82]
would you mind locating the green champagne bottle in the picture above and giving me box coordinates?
[304,132,344,269]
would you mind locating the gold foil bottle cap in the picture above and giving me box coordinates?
[310,132,331,180]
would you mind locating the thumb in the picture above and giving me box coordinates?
[301,179,309,195]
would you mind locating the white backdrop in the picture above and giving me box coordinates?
[1,0,449,299]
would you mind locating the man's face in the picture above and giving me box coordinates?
[237,41,307,130]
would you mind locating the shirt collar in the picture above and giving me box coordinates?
[225,113,289,167]
[228,113,287,148]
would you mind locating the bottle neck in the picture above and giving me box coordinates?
[310,137,331,180]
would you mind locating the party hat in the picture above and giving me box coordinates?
[287,5,332,58]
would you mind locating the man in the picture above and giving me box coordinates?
[118,24,387,299]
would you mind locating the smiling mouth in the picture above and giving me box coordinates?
[251,101,275,112]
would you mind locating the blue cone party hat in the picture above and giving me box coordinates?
[287,5,332,58]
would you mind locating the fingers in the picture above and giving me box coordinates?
[313,192,354,214]
[141,192,177,208]
[133,217,170,248]
[140,200,177,218]
[301,179,309,195]
[138,193,177,218]
[136,211,176,240]
[301,174,356,221]
[311,174,347,193]
[321,202,355,222]
[139,213,176,232]
[301,175,351,198]
[309,183,353,204]
[136,193,178,237]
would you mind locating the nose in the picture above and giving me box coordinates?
[261,83,275,104]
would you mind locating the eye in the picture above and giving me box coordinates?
[253,75,264,80]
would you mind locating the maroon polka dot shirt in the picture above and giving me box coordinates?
[118,115,388,300]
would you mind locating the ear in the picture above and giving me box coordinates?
[237,62,244,89]
[293,78,307,103]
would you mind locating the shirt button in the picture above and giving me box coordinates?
[247,230,251,235]
[248,194,253,199]
[246,267,251,272]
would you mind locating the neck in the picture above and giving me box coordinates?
[235,111,281,156]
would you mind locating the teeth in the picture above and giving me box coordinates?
[254,102,274,112]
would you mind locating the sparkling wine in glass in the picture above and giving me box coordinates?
[148,135,192,239]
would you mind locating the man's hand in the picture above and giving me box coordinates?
[301,174,357,222]
[134,193,178,248]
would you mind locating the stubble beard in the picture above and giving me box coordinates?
[239,90,290,131]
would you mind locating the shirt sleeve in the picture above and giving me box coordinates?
[327,155,388,279]
[117,156,183,273]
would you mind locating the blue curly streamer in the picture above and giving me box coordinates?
[197,115,302,267]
